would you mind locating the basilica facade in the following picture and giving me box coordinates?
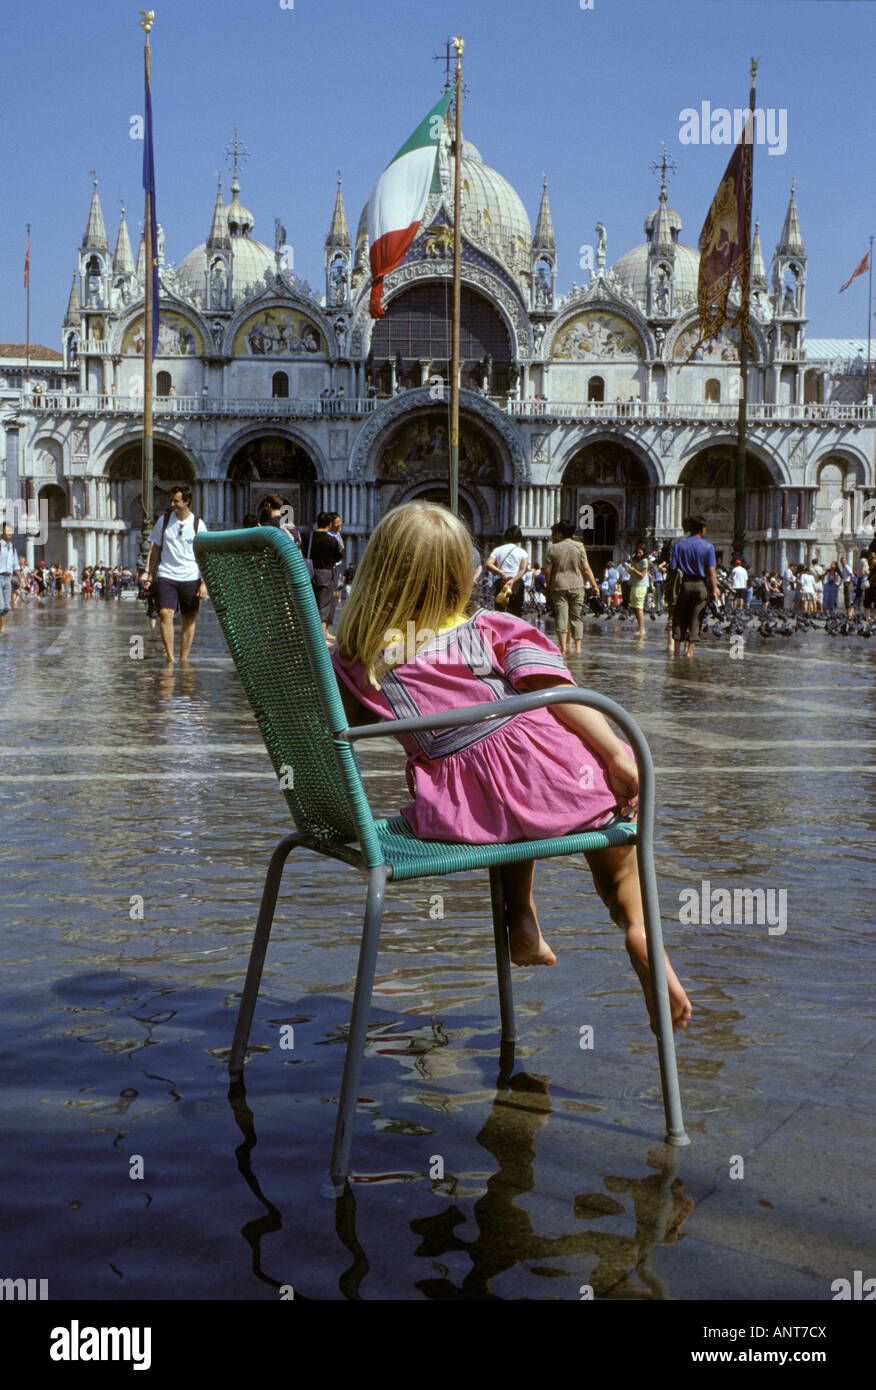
[2,123,874,575]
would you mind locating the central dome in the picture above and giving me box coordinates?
[354,131,532,281]
[444,138,532,255]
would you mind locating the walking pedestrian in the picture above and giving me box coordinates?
[544,519,597,656]
[143,485,209,664]
[307,510,344,645]
[486,526,529,617]
[628,542,650,639]
[0,523,20,635]
[669,516,719,657]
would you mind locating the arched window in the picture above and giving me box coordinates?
[587,376,605,402]
[156,371,172,397]
[272,371,289,398]
[705,378,721,403]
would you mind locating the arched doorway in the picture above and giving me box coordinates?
[37,484,67,567]
[587,375,605,403]
[226,436,317,529]
[107,441,196,569]
[813,458,845,549]
[369,283,513,396]
[679,447,776,566]
[401,485,477,538]
[561,442,653,567]
[375,410,503,541]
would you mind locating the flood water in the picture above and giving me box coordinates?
[1,595,874,1300]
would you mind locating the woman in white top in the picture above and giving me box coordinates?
[486,525,529,617]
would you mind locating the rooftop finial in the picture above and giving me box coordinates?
[224,127,250,193]
[650,141,677,200]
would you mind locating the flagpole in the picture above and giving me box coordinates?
[448,35,464,519]
[25,224,31,395]
[733,59,757,564]
[867,234,873,404]
[140,11,155,571]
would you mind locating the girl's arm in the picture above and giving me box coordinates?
[518,673,638,814]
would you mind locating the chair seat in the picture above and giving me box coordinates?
[373,813,637,882]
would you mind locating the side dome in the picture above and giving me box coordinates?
[176,239,276,305]
[609,242,700,309]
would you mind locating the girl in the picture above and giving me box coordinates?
[333,502,691,1034]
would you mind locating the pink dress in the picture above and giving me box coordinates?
[332,609,621,844]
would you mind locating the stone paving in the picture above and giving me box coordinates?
[0,594,874,1300]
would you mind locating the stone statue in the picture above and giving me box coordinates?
[595,223,607,275]
[156,223,165,267]
[533,322,545,351]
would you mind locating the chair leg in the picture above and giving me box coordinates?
[489,866,516,1044]
[636,836,690,1146]
[229,833,301,1081]
[326,865,388,1196]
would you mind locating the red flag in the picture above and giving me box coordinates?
[839,252,868,293]
[24,234,30,289]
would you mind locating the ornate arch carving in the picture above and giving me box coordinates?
[348,387,528,484]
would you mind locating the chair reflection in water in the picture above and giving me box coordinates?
[194,526,690,1195]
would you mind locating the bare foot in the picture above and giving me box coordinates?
[625,924,691,1033]
[508,910,557,966]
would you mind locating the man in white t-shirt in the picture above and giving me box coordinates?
[143,485,208,662]
[730,559,749,610]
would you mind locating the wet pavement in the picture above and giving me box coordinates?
[1,593,874,1301]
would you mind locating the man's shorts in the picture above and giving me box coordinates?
[734,587,747,600]
[155,576,201,615]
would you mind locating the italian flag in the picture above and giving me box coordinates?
[367,92,451,318]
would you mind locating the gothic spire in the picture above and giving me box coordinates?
[325,173,351,249]
[82,174,109,251]
[113,205,135,276]
[651,187,675,254]
[776,182,805,257]
[64,274,81,327]
[532,178,556,250]
[207,178,230,251]
[751,218,767,287]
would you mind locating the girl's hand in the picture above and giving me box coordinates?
[606,751,638,817]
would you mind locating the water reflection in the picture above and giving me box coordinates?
[225,1065,693,1300]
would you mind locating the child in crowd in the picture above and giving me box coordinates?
[332,502,691,1033]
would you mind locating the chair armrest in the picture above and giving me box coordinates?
[340,686,655,840]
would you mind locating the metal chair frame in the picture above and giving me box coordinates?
[195,527,690,1196]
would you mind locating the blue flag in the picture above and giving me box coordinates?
[142,57,159,357]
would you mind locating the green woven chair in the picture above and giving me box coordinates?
[194,526,689,1195]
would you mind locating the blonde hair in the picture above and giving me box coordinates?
[336,501,476,687]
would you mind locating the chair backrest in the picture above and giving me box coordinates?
[194,526,385,868]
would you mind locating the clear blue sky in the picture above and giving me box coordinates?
[4,0,875,348]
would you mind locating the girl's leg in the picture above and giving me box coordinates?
[585,843,691,1032]
[500,859,556,965]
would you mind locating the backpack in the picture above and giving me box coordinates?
[158,510,203,558]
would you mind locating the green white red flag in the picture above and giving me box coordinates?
[368,92,451,318]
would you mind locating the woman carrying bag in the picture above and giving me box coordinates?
[486,525,529,617]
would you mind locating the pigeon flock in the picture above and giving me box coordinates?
[584,603,876,642]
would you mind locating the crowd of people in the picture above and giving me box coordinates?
[2,499,875,661]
